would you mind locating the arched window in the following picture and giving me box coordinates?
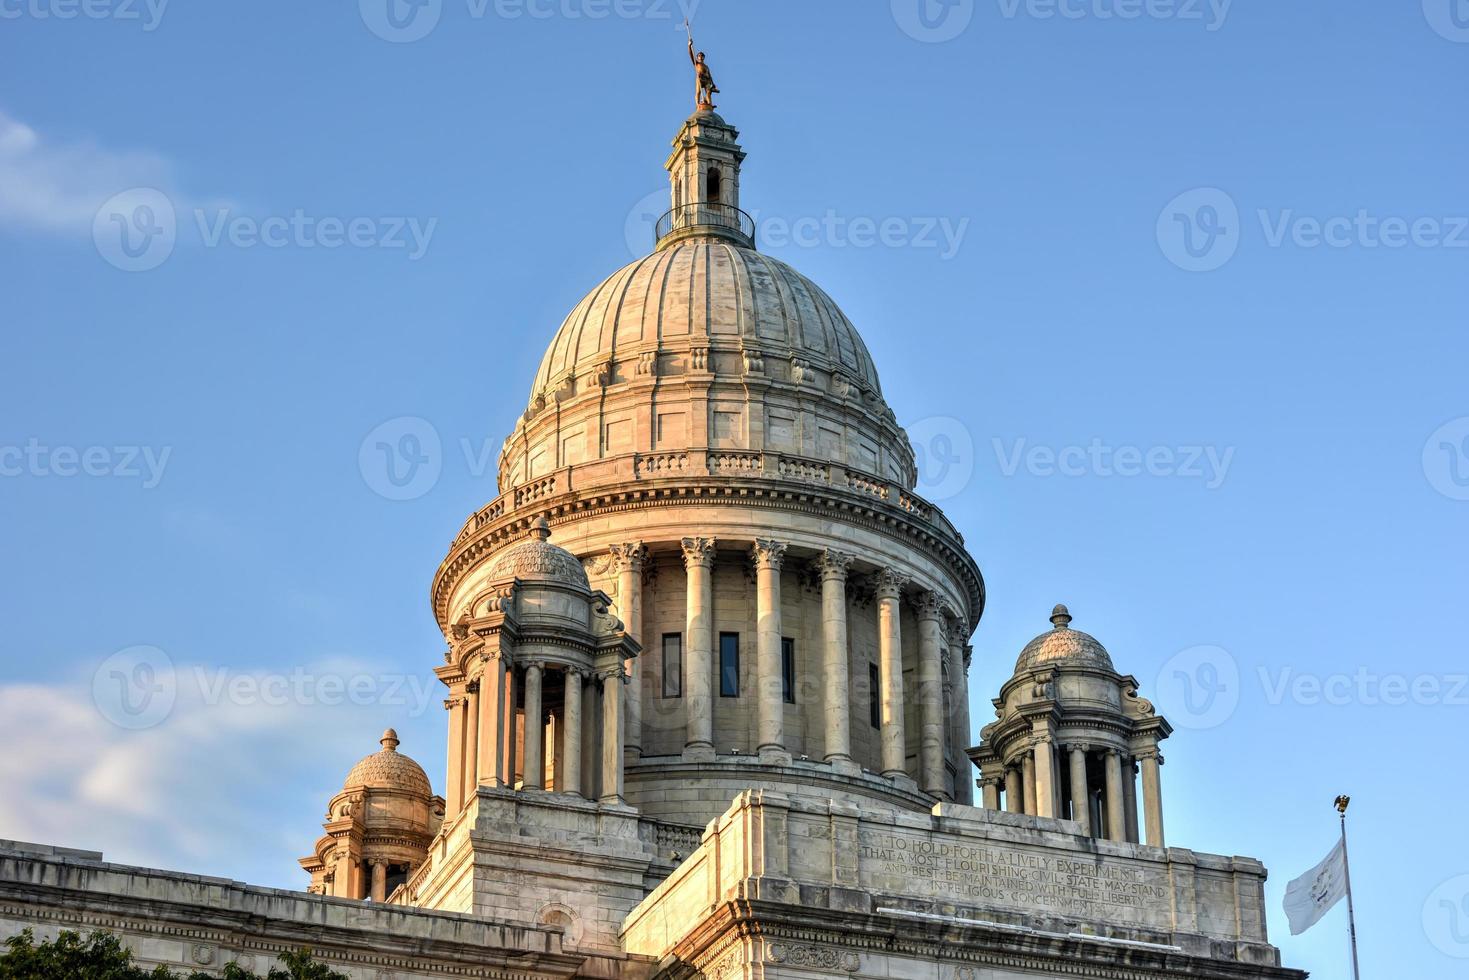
[705,167,722,204]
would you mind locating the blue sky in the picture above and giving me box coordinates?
[1,1,1466,975]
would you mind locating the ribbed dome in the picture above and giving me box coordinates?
[343,729,432,795]
[528,241,884,407]
[485,518,589,588]
[1014,605,1115,673]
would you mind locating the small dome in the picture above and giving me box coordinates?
[343,729,432,795]
[1014,604,1115,673]
[485,518,589,589]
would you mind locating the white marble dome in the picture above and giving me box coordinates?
[485,518,589,589]
[342,729,433,796]
[497,240,917,493]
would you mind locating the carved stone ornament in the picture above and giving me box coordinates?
[766,942,860,972]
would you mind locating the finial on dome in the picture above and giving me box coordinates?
[380,728,400,751]
[1050,604,1072,629]
[528,516,551,542]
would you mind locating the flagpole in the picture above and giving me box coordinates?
[1336,795,1362,980]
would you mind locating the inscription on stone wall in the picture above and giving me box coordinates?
[857,830,1174,926]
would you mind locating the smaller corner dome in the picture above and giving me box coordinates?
[1014,604,1115,673]
[342,728,432,796]
[485,517,589,589]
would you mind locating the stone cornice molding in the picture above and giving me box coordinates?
[434,473,984,634]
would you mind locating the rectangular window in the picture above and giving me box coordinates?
[719,632,740,698]
[661,633,682,698]
[781,637,796,704]
[869,663,881,729]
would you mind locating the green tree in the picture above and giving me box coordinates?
[0,930,347,980]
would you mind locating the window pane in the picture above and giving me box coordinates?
[781,637,795,704]
[719,633,740,697]
[662,634,682,698]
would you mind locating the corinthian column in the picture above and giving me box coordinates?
[522,662,545,790]
[1004,766,1023,814]
[600,667,625,803]
[562,668,583,796]
[1139,747,1166,847]
[818,550,855,773]
[915,591,946,798]
[875,570,909,781]
[463,679,480,806]
[681,537,716,762]
[443,689,466,815]
[1068,744,1092,836]
[1032,733,1057,819]
[1104,749,1127,843]
[609,542,646,761]
[477,655,509,787]
[753,538,789,765]
[947,615,974,805]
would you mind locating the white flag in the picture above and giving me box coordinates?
[1283,839,1348,936]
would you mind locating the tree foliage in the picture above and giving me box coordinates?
[0,930,348,980]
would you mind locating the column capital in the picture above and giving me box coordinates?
[443,696,468,710]
[608,542,648,572]
[680,536,717,568]
[599,665,628,683]
[751,538,788,570]
[563,664,589,680]
[817,549,854,581]
[1070,741,1092,754]
[525,660,545,674]
[1136,748,1164,764]
[914,589,945,621]
[875,568,908,600]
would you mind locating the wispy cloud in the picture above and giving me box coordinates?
[0,654,438,884]
[0,107,184,235]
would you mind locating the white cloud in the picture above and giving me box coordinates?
[0,655,440,887]
[0,107,185,235]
